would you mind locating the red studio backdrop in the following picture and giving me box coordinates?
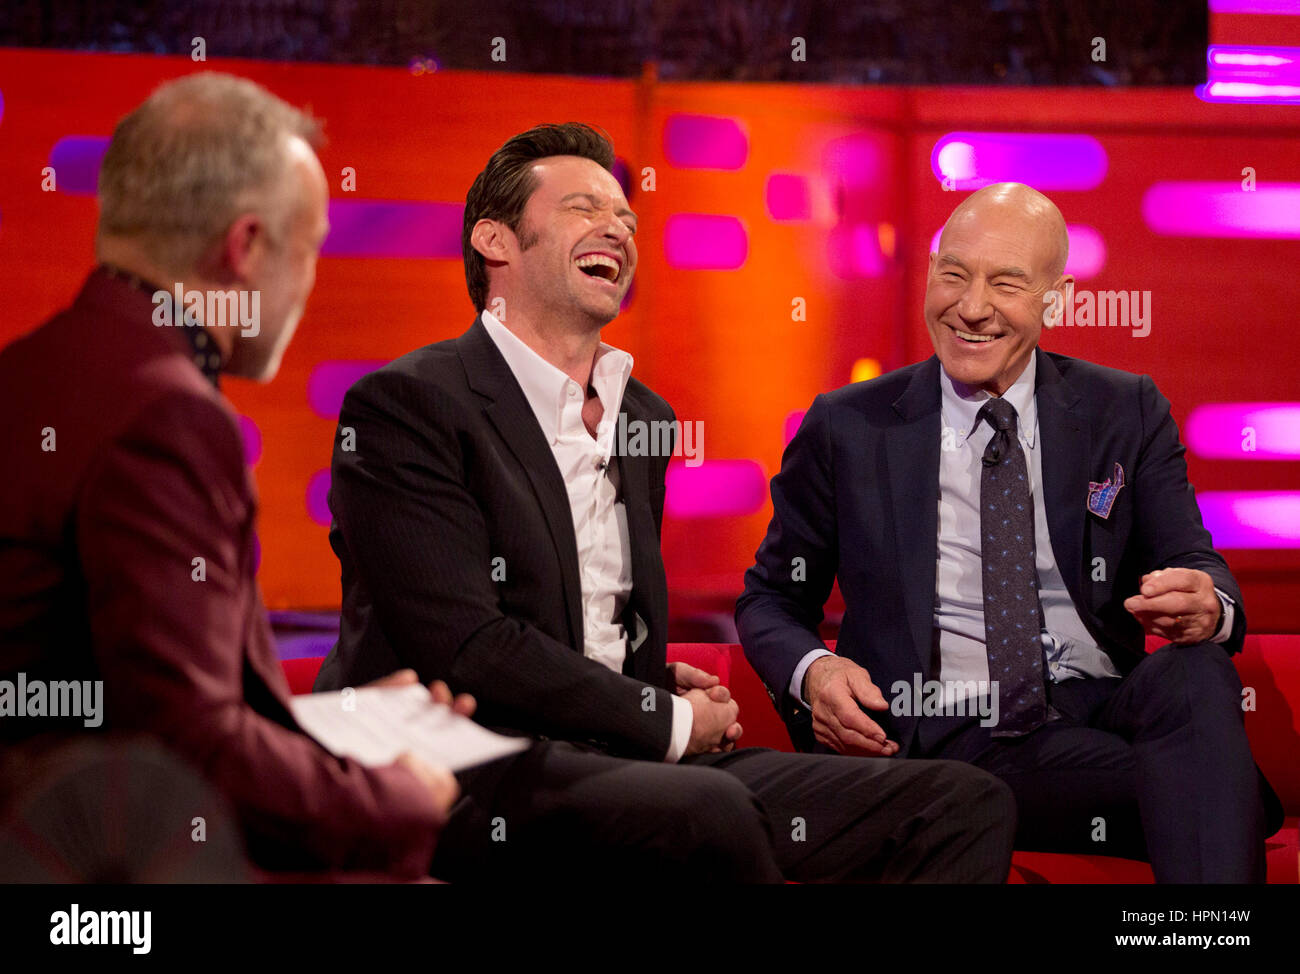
[1,47,1297,632]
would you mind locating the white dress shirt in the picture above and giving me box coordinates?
[481,311,693,760]
[790,354,1234,708]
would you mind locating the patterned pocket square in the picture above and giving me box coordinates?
[1087,462,1125,519]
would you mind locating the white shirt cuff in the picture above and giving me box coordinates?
[790,648,835,709]
[665,693,693,763]
[1211,588,1235,645]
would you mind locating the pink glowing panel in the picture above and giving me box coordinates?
[931,133,1107,191]
[665,460,768,518]
[766,173,812,221]
[822,134,888,196]
[238,414,262,466]
[663,114,748,170]
[1142,182,1300,238]
[827,223,887,278]
[307,360,387,419]
[1187,403,1300,459]
[1210,1,1300,11]
[306,469,332,526]
[928,224,1106,278]
[784,410,807,445]
[1198,492,1300,548]
[1199,81,1300,102]
[1198,45,1300,103]
[664,214,748,270]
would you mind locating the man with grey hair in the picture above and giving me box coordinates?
[0,72,460,877]
[1,75,880,883]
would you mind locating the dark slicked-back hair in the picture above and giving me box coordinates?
[462,122,615,312]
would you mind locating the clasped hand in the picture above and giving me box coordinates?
[669,661,743,756]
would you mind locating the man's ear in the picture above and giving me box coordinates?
[1042,274,1074,330]
[471,219,511,266]
[220,212,265,282]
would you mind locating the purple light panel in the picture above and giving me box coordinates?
[322,200,463,258]
[1198,492,1300,549]
[931,133,1107,191]
[306,470,332,526]
[1187,403,1300,459]
[929,224,1106,278]
[664,214,748,270]
[663,115,749,170]
[1142,182,1300,238]
[238,414,263,466]
[307,360,387,419]
[48,136,110,195]
[766,173,812,221]
[784,411,806,445]
[1198,45,1300,103]
[665,460,767,518]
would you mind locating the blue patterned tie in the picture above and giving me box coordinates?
[978,397,1047,738]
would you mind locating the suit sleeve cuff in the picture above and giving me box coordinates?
[790,648,835,709]
[1211,588,1235,645]
[665,693,693,763]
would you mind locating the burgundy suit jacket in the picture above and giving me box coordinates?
[0,269,441,875]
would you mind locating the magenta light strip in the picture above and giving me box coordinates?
[929,223,1106,278]
[931,132,1107,191]
[1142,181,1300,238]
[322,200,463,258]
[766,173,812,221]
[1198,45,1300,103]
[306,470,332,525]
[664,214,748,270]
[663,114,749,170]
[784,411,807,445]
[1199,491,1300,548]
[1187,402,1300,459]
[238,415,262,466]
[1209,1,1300,11]
[665,460,767,518]
[307,360,387,419]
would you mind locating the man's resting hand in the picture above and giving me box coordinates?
[803,656,899,756]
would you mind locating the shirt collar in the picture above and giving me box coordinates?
[939,351,1037,448]
[480,309,633,443]
[98,264,224,388]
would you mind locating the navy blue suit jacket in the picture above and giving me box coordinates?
[736,348,1245,755]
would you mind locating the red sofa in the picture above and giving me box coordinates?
[282,635,1300,883]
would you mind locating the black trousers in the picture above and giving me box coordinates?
[429,741,1016,883]
[913,641,1270,882]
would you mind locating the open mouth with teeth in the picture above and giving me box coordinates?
[951,325,1001,345]
[575,253,621,285]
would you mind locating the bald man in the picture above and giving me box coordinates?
[738,183,1278,882]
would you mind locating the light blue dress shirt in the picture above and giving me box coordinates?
[789,355,1233,708]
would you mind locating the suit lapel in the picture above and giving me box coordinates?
[456,319,584,649]
[614,391,667,680]
[1033,349,1091,615]
[886,357,943,675]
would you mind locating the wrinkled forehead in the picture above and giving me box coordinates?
[937,204,1060,278]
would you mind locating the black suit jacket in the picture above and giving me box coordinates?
[736,349,1246,755]
[315,318,679,760]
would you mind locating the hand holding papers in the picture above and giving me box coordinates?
[290,683,530,773]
